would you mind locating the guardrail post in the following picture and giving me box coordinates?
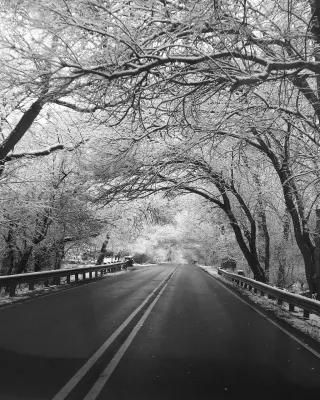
[44,279,49,287]
[29,282,34,291]
[9,284,16,297]
[248,285,252,291]
[277,299,282,305]
[53,277,60,285]
[260,291,264,297]
[83,273,85,280]
[253,288,257,293]
[67,275,71,284]
[303,309,310,318]
[289,304,295,312]
[89,271,93,279]
[75,274,79,282]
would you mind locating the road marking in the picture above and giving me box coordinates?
[83,266,176,400]
[199,267,320,360]
[52,267,177,400]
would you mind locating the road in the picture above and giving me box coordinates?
[1,263,320,399]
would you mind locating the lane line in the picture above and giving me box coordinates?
[198,267,320,360]
[52,266,177,400]
[83,266,176,400]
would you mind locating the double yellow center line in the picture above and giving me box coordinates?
[52,266,177,400]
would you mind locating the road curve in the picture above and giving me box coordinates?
[1,263,320,399]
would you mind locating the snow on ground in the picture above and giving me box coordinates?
[133,263,157,267]
[0,268,129,308]
[199,265,320,343]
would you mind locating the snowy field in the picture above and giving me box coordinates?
[199,265,320,343]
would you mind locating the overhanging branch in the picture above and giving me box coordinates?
[4,139,89,163]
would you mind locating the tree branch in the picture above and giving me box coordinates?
[4,140,89,163]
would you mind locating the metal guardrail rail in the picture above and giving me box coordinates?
[0,261,129,297]
[218,268,320,319]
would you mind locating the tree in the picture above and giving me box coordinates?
[86,136,270,281]
[0,148,104,275]
[4,1,320,293]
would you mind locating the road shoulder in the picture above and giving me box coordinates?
[198,265,320,357]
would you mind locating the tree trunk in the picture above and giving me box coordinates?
[34,248,46,272]
[14,247,33,274]
[254,136,318,293]
[224,209,266,282]
[314,208,320,296]
[96,235,110,265]
[52,237,73,270]
[255,176,270,281]
[276,209,290,288]
[218,182,266,282]
[0,100,43,163]
[53,247,64,271]
[1,227,15,275]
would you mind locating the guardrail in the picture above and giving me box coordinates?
[218,268,320,319]
[0,261,129,297]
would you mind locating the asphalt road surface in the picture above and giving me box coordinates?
[1,263,320,400]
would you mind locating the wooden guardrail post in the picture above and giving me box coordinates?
[53,277,60,285]
[9,284,16,297]
[29,282,34,291]
[67,275,71,284]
